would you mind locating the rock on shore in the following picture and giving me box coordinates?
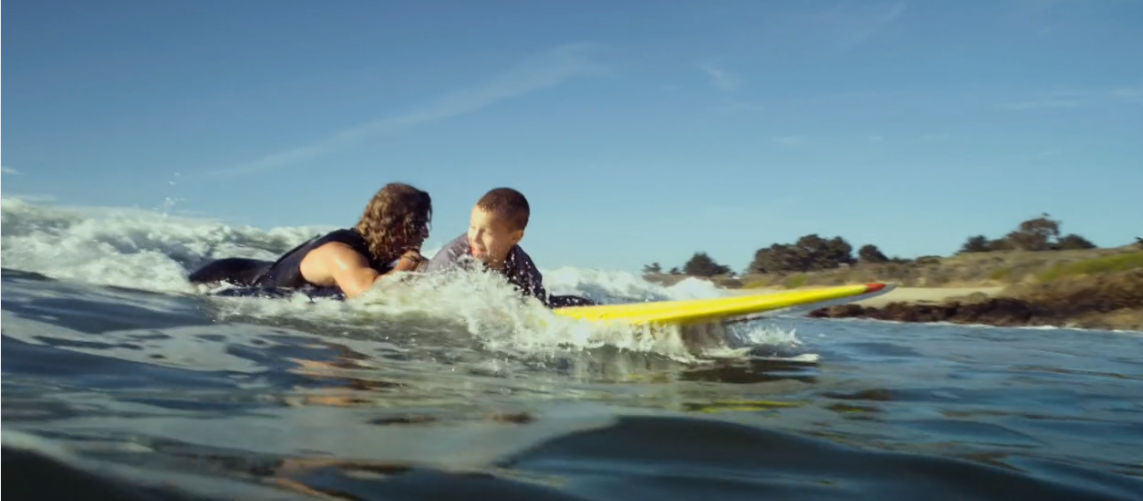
[808,271,1143,331]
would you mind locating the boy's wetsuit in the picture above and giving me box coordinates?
[423,233,594,308]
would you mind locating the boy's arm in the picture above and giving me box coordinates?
[530,276,552,308]
[422,233,470,273]
[512,250,551,307]
[509,249,596,308]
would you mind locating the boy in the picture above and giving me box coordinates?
[423,187,594,308]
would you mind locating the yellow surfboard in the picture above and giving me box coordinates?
[552,283,891,326]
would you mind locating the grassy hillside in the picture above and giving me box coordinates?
[805,251,1143,331]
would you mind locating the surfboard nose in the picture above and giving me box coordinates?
[865,283,887,293]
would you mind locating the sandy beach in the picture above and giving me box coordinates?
[730,285,1006,308]
[850,286,1005,307]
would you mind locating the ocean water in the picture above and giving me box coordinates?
[2,197,1142,501]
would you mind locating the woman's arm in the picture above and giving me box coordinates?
[369,251,429,287]
[382,250,427,275]
[302,243,382,299]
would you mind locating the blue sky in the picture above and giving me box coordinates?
[4,0,1142,273]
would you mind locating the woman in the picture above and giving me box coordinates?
[189,182,432,299]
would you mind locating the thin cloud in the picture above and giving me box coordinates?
[998,87,1143,109]
[771,135,808,146]
[1011,1,1127,35]
[1014,0,1100,15]
[998,99,1082,110]
[1015,0,1070,14]
[208,43,607,178]
[838,2,909,49]
[711,102,765,113]
[1112,86,1143,103]
[1,166,21,175]
[1045,89,1088,98]
[696,61,741,91]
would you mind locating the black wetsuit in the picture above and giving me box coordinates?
[188,229,394,299]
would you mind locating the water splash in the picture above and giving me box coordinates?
[1,198,799,361]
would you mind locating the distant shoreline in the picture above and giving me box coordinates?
[658,247,1143,332]
[725,280,1142,332]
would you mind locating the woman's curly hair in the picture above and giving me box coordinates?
[355,183,432,262]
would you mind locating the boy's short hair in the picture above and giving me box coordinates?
[476,187,530,230]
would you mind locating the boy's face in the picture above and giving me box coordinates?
[467,206,523,266]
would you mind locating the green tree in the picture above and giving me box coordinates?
[749,243,800,273]
[958,235,991,254]
[1054,234,1096,250]
[959,215,1092,253]
[641,262,663,274]
[794,234,854,270]
[683,252,732,277]
[857,244,889,263]
[1004,213,1061,251]
[748,234,855,273]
